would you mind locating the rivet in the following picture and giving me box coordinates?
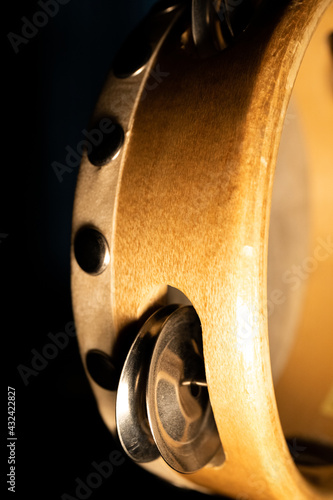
[86,350,119,391]
[74,227,110,275]
[87,122,124,167]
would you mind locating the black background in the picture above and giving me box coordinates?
[3,1,228,499]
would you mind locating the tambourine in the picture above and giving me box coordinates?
[71,1,333,498]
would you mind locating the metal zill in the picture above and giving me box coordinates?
[191,0,265,56]
[116,304,180,464]
[192,0,228,56]
[146,306,223,474]
[116,304,223,473]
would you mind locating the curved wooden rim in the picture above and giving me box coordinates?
[71,1,333,498]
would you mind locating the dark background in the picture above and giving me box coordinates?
[3,1,227,499]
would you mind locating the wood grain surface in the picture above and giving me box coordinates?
[71,1,333,498]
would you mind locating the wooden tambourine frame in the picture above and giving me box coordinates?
[71,0,333,498]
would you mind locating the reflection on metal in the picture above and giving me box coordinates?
[116,305,178,464]
[116,304,224,473]
[191,0,264,56]
[147,306,223,473]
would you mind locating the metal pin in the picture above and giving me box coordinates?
[182,379,207,387]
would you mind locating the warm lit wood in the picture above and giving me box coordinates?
[71,1,333,498]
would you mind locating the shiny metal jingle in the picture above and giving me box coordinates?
[116,304,179,464]
[116,304,223,474]
[192,0,264,57]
